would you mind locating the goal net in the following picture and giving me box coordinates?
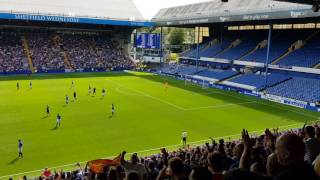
[184,75,210,89]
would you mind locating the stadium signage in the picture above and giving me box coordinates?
[219,17,231,22]
[242,14,269,20]
[0,12,154,27]
[178,18,209,25]
[155,9,320,26]
[14,14,79,23]
[242,91,260,97]
[290,10,308,18]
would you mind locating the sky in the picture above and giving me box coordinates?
[133,0,209,20]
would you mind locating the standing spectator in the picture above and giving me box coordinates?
[146,161,159,180]
[303,125,320,164]
[120,151,146,178]
[42,167,52,179]
[275,133,318,180]
[157,157,188,180]
[207,152,225,180]
[188,166,212,180]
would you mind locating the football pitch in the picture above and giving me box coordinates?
[0,71,319,178]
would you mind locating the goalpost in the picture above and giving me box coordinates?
[184,75,209,89]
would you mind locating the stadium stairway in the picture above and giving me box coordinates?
[238,39,268,60]
[53,35,74,70]
[201,39,219,52]
[217,71,241,83]
[313,63,320,69]
[22,36,35,73]
[260,76,292,91]
[220,73,243,82]
[304,30,320,42]
[271,40,304,65]
[214,39,242,57]
[273,31,320,67]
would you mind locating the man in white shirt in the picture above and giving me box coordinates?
[182,131,187,148]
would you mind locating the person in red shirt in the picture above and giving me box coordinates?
[42,167,51,179]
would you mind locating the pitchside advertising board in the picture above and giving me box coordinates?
[135,33,161,49]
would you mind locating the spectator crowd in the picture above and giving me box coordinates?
[15,122,320,180]
[0,31,134,73]
[0,32,29,73]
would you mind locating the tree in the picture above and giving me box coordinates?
[168,28,184,46]
[168,28,185,53]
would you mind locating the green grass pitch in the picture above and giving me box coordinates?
[0,71,319,178]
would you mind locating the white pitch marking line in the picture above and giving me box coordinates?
[108,79,257,112]
[115,86,146,97]
[106,79,186,110]
[2,120,319,179]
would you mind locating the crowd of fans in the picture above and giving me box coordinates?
[16,122,320,180]
[28,33,66,72]
[0,32,29,73]
[0,31,134,73]
[59,33,133,71]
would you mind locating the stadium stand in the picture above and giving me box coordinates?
[0,31,134,73]
[60,33,133,71]
[266,77,320,103]
[160,64,203,75]
[215,31,266,60]
[180,30,320,67]
[223,73,291,90]
[239,30,309,63]
[194,69,239,81]
[277,32,320,68]
[28,33,66,72]
[0,32,29,73]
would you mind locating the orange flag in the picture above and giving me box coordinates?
[87,155,121,173]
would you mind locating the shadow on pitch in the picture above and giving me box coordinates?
[0,71,134,81]
[51,126,58,131]
[138,74,318,122]
[8,157,20,165]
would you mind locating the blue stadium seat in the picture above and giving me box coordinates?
[266,77,320,103]
[277,33,320,68]
[229,73,290,90]
[195,69,238,80]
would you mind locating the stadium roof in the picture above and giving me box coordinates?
[0,0,153,27]
[152,0,320,26]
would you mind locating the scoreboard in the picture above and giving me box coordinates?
[135,33,161,49]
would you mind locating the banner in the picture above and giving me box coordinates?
[87,155,121,173]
